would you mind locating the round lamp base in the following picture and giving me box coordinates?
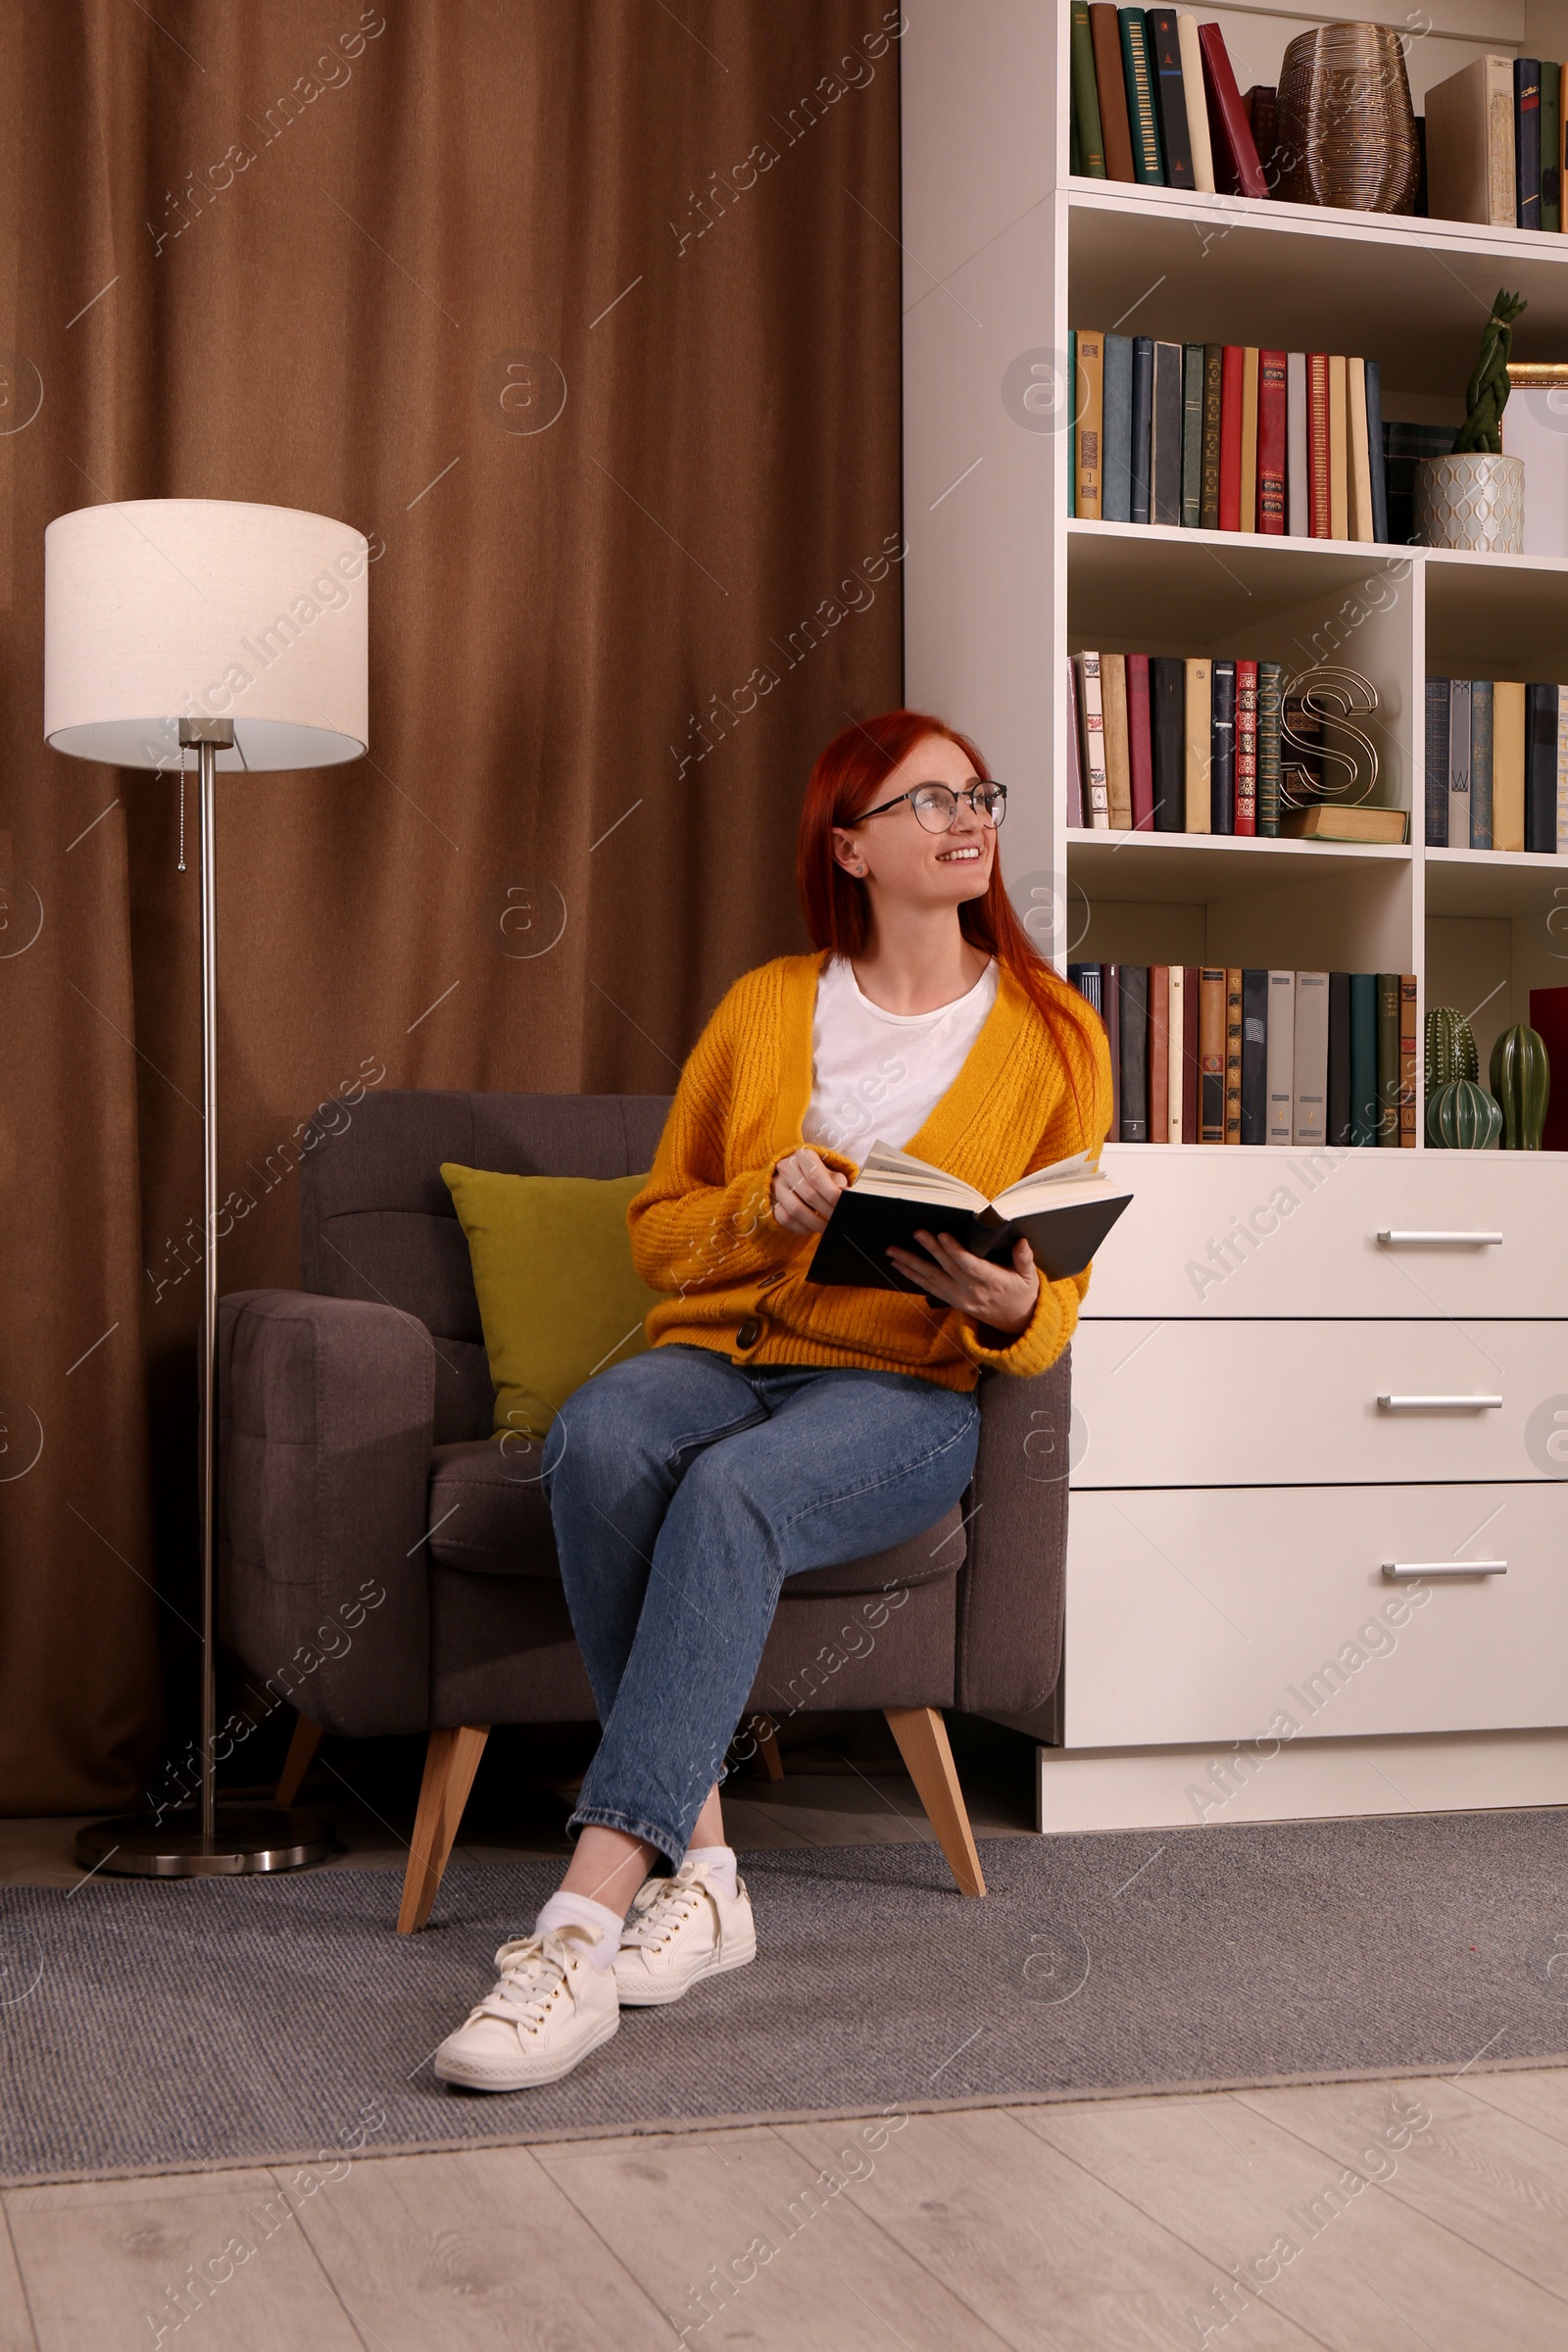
[74,1807,334,1879]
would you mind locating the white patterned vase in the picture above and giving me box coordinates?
[1414,453,1525,554]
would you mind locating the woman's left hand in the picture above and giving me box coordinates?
[885,1231,1041,1338]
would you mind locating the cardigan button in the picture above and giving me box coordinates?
[735,1318,761,1351]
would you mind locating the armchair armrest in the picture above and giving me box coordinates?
[218,1289,435,1738]
[953,1346,1072,1714]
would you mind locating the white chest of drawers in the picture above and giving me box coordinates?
[1031,1148,1568,1834]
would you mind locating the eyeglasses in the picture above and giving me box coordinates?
[852,780,1008,834]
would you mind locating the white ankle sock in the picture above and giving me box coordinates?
[532,1889,624,1969]
[685,1843,738,1897]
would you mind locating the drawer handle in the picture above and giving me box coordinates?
[1378,1395,1503,1411]
[1376,1230,1502,1247]
[1383,1560,1507,1579]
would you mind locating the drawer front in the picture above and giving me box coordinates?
[1082,1147,1568,1320]
[1064,1483,1568,1748]
[1070,1318,1566,1488]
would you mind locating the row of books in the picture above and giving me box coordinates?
[1070,334,1392,542]
[1066,963,1418,1149]
[1066,652,1404,844]
[1426,55,1565,233]
[1424,680,1568,854]
[1068,7,1264,195]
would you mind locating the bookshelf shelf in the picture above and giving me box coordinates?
[1065,826,1411,905]
[1066,519,1406,646]
[1426,847,1568,919]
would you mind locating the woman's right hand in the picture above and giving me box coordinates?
[771,1148,849,1235]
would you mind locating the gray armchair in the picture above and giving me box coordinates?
[217,1090,1071,1929]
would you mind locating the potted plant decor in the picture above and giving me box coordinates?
[1416,290,1528,554]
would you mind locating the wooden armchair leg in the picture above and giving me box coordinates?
[754,1716,785,1783]
[275,1713,324,1807]
[884,1706,986,1897]
[397,1725,491,1935]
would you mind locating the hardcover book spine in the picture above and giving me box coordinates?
[1307,354,1331,537]
[1350,970,1378,1146]
[1218,345,1244,529]
[1181,342,1205,526]
[1090,3,1138,182]
[1199,966,1226,1141]
[1178,14,1215,191]
[1102,652,1132,831]
[1286,352,1308,535]
[1184,658,1211,831]
[1527,681,1559,851]
[1470,678,1494,851]
[1223,967,1243,1144]
[1240,968,1267,1144]
[1494,678,1526,851]
[1149,965,1170,1144]
[1198,21,1267,197]
[1293,970,1329,1148]
[1544,59,1562,229]
[1247,85,1278,186]
[1070,2,1107,175]
[1079,652,1111,828]
[1151,655,1186,831]
[1131,336,1154,524]
[1490,58,1517,226]
[1239,346,1260,533]
[1424,677,1449,846]
[1399,973,1418,1148]
[1517,58,1543,228]
[1447,677,1472,853]
[1067,962,1102,1014]
[1075,329,1104,518]
[1145,9,1195,189]
[1152,340,1184,524]
[1376,972,1401,1147]
[1348,357,1375,541]
[1234,659,1258,834]
[1364,358,1390,542]
[1067,328,1077,519]
[1256,661,1284,836]
[1119,9,1165,183]
[1531,982,1568,1148]
[1103,962,1121,1138]
[1166,962,1185,1142]
[1210,660,1236,833]
[1066,655,1085,828]
[1328,354,1348,539]
[1181,962,1200,1143]
[1328,970,1352,1147]
[1200,343,1224,529]
[1256,350,1287,532]
[1126,654,1154,830]
[1102,334,1134,523]
[1119,964,1150,1141]
[1558,685,1568,853]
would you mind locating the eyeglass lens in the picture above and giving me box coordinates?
[910,783,1007,832]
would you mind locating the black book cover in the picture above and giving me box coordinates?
[807,1185,1132,1293]
[1210,660,1236,833]
[1120,965,1149,1141]
[1517,59,1543,229]
[1151,340,1184,524]
[1364,360,1390,544]
[1143,10,1196,190]
[1240,968,1268,1144]
[1328,971,1352,1147]
[1130,336,1153,524]
[1102,961,1121,1141]
[1526,681,1558,851]
[1150,655,1185,831]
[1067,961,1102,1015]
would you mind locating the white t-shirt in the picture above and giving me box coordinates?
[801,955,999,1157]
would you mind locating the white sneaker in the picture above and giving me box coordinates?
[432,1926,618,2090]
[612,1858,757,2008]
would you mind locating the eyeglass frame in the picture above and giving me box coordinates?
[848,778,1008,831]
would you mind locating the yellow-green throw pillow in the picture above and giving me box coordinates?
[440,1164,666,1443]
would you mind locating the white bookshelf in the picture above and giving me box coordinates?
[902,0,1568,1834]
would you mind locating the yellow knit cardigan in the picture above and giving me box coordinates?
[627,952,1113,1391]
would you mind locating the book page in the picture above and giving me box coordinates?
[846,1142,988,1213]
[992,1157,1123,1218]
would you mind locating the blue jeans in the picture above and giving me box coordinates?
[548,1344,980,1868]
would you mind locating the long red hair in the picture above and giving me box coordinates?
[796,709,1101,1138]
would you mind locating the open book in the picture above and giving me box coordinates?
[806,1142,1133,1294]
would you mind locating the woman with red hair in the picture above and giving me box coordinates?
[435,710,1111,2093]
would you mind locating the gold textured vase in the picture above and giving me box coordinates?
[1274,24,1420,214]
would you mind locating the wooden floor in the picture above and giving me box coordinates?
[5,1738,1567,2349]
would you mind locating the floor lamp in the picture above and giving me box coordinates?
[45,499,368,1877]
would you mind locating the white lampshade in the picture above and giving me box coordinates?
[44,499,368,771]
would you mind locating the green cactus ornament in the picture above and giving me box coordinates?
[1489,1021,1551,1150]
[1424,1005,1502,1148]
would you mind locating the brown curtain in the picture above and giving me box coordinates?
[0,0,904,1813]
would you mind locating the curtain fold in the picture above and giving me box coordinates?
[0,0,904,1811]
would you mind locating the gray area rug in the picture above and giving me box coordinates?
[4,1810,1567,2183]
